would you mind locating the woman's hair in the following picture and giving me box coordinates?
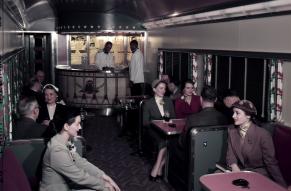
[63,108,80,126]
[181,79,194,91]
[151,79,167,89]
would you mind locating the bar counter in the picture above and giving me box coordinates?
[55,65,129,108]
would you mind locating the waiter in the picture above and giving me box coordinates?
[129,40,144,96]
[95,41,114,70]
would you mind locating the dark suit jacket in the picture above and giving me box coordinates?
[38,104,67,137]
[13,117,46,140]
[142,97,176,150]
[226,123,287,187]
[143,96,176,126]
[180,107,229,148]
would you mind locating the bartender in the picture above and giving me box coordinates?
[95,41,115,70]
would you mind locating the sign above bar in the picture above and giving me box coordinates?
[57,13,145,33]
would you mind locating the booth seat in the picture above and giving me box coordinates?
[268,123,291,186]
[1,136,85,191]
[168,123,291,191]
[168,125,228,191]
[0,148,32,191]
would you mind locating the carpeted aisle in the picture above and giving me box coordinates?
[82,114,174,191]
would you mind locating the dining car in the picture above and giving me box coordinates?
[1,0,291,191]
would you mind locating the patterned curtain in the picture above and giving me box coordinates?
[158,51,163,79]
[269,59,283,121]
[190,53,198,95]
[204,54,213,86]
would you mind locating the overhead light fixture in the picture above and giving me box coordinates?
[144,0,291,29]
[170,12,179,17]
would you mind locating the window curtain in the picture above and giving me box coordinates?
[190,53,198,95]
[269,59,283,121]
[204,54,213,86]
[158,51,163,80]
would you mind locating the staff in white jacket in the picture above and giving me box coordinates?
[129,40,144,96]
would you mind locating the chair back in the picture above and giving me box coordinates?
[188,125,228,191]
[1,148,31,191]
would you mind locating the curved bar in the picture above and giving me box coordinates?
[55,66,129,108]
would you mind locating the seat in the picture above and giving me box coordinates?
[168,125,228,191]
[0,148,31,191]
[273,123,291,185]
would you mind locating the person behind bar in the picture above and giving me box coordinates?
[95,41,115,70]
[226,100,287,188]
[129,40,144,96]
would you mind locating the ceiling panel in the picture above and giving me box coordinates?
[48,0,272,22]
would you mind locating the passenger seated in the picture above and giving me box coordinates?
[175,80,201,119]
[226,100,287,188]
[35,70,46,86]
[37,84,67,138]
[178,86,228,150]
[221,89,240,122]
[40,110,120,191]
[13,96,46,140]
[22,77,44,106]
[167,78,181,101]
[143,79,176,181]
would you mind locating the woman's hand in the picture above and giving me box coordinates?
[230,163,241,172]
[42,120,50,126]
[103,174,121,191]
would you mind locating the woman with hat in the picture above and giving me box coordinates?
[40,109,120,191]
[226,100,287,187]
[143,79,176,181]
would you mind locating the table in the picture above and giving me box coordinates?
[151,118,186,181]
[200,171,287,191]
[151,118,186,135]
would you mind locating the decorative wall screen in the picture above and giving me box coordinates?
[0,49,27,152]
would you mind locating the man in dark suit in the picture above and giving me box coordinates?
[168,86,229,189]
[179,86,229,148]
[13,96,46,140]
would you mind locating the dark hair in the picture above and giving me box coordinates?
[181,79,194,91]
[201,86,217,102]
[105,41,112,46]
[223,89,239,98]
[130,40,138,46]
[64,108,80,126]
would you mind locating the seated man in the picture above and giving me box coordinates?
[179,86,229,148]
[13,96,46,140]
[168,79,181,101]
[222,89,240,122]
[22,77,44,106]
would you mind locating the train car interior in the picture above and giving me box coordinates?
[1,0,291,191]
